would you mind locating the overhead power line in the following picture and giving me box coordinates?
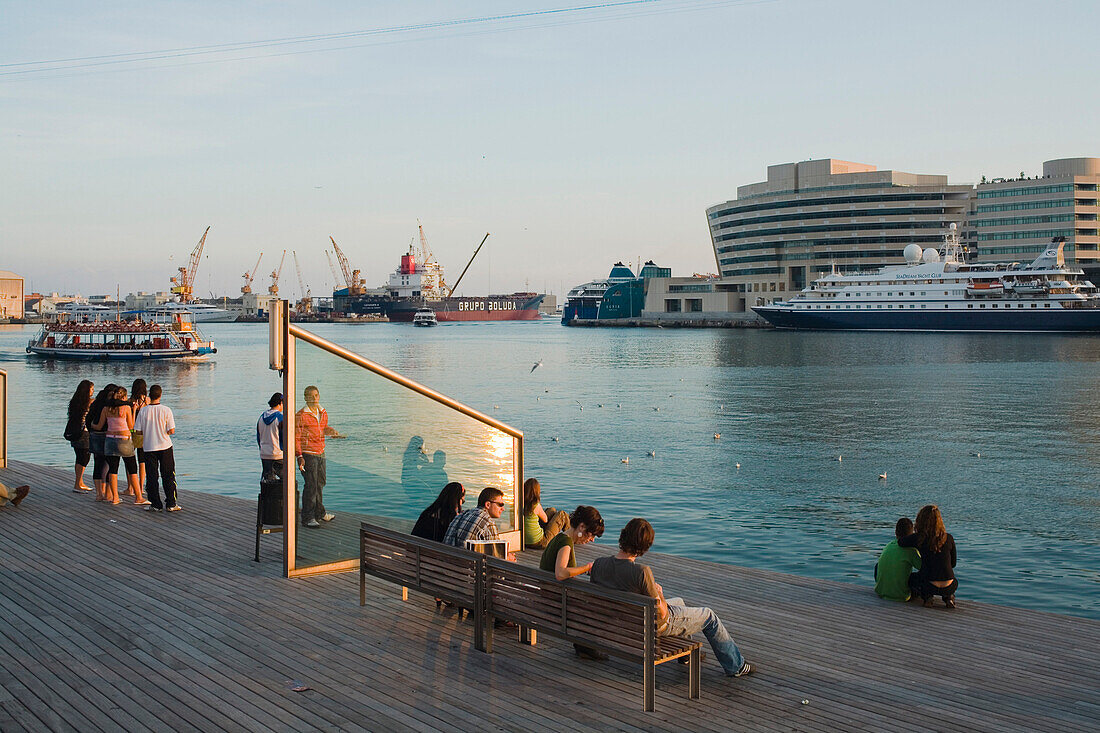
[0,0,770,80]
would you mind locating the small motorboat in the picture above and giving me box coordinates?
[412,308,438,327]
[966,279,1005,297]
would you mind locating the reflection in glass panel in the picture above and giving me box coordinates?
[292,337,518,569]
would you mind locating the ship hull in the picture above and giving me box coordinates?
[754,306,1100,332]
[27,347,213,360]
[387,294,544,323]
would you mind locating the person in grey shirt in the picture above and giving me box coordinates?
[590,518,754,678]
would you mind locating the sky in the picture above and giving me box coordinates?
[2,0,1099,299]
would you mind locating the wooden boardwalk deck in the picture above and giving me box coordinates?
[1,459,1097,732]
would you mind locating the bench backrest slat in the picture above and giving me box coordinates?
[361,523,481,607]
[485,559,653,658]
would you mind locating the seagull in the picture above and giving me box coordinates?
[653,407,660,412]
[621,458,629,464]
[536,396,540,401]
[493,405,499,409]
[714,433,721,440]
[836,455,842,462]
[530,360,543,373]
[597,404,603,408]
[878,472,887,480]
[971,451,982,458]
[616,403,622,408]
[735,462,741,469]
[382,447,388,452]
[551,436,560,442]
[647,450,656,457]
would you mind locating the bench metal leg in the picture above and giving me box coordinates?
[518,625,536,645]
[689,648,701,699]
[481,615,492,654]
[643,660,655,712]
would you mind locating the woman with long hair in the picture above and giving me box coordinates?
[86,384,117,501]
[411,482,465,542]
[65,380,95,493]
[899,504,958,608]
[92,386,138,505]
[522,477,570,549]
[129,379,149,499]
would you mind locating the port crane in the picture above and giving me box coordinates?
[170,226,210,303]
[293,250,313,314]
[324,250,342,290]
[241,252,263,294]
[329,236,365,295]
[268,249,287,295]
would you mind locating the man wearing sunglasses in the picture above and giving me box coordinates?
[443,486,507,549]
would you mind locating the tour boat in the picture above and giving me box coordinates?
[27,314,217,360]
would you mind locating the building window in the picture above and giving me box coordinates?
[686,298,703,312]
[665,299,681,313]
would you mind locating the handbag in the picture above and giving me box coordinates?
[132,431,144,450]
[70,431,90,451]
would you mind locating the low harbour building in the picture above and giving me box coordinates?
[0,270,24,319]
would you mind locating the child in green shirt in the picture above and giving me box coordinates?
[874,517,922,601]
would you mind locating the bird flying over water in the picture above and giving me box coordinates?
[530,360,543,373]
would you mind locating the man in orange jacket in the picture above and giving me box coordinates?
[295,385,340,528]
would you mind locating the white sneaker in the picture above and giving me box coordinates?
[304,519,321,528]
[167,505,182,512]
[322,513,335,522]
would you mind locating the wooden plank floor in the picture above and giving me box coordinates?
[1,459,1097,732]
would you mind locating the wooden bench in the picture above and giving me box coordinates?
[359,522,486,651]
[482,556,701,712]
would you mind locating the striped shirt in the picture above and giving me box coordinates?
[442,507,498,547]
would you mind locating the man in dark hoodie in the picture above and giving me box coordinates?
[257,393,285,481]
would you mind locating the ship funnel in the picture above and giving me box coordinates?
[1025,237,1067,270]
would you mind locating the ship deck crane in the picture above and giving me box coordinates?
[241,252,263,294]
[268,250,287,296]
[329,236,365,295]
[446,233,490,297]
[170,226,210,303]
[293,250,312,314]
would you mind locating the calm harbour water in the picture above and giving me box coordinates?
[2,320,1098,619]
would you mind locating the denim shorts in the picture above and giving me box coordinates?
[104,436,136,458]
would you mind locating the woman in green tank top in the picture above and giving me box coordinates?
[522,477,570,548]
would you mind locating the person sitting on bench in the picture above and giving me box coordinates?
[589,518,754,678]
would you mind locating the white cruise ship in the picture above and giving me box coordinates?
[754,227,1100,332]
[147,301,237,323]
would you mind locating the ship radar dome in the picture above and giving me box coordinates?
[921,248,941,263]
[903,244,923,264]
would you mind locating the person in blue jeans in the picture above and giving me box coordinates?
[589,518,754,678]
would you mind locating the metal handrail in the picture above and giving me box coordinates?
[288,324,522,438]
[0,369,6,468]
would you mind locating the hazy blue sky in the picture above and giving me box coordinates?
[3,0,1098,299]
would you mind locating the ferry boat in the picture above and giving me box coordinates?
[147,300,237,323]
[561,261,670,325]
[753,229,1100,332]
[27,314,217,360]
[412,308,438,327]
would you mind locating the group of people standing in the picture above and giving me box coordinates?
[874,504,958,608]
[410,477,755,680]
[65,378,179,512]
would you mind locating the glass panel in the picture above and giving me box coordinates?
[291,336,519,570]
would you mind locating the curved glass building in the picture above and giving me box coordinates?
[706,159,971,309]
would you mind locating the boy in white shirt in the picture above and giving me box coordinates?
[133,384,178,512]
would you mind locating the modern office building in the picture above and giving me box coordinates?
[965,158,1100,279]
[706,159,972,309]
